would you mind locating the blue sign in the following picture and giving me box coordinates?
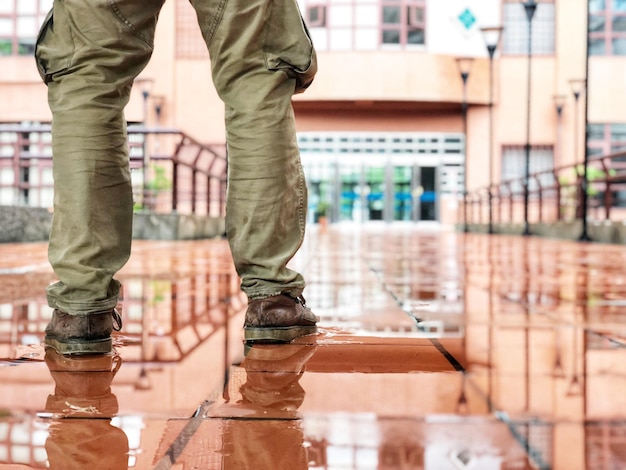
[458,8,476,30]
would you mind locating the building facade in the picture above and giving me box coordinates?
[2,0,625,225]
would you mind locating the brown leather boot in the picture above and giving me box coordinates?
[44,309,122,355]
[244,293,318,343]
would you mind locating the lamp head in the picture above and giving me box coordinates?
[455,57,474,83]
[480,26,504,58]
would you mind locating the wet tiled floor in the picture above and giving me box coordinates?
[0,223,624,469]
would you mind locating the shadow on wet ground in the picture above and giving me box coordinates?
[0,223,624,469]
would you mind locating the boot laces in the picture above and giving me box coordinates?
[112,309,123,331]
[282,293,306,306]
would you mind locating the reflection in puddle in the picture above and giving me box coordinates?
[43,350,129,469]
[0,230,625,468]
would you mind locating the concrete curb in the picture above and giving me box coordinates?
[0,206,225,242]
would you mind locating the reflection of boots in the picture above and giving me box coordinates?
[222,343,317,470]
[240,343,318,412]
[44,349,122,418]
[44,349,129,470]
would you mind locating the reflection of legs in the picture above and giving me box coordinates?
[223,421,308,470]
[46,421,129,470]
[222,344,317,469]
[38,0,164,353]
[240,343,317,410]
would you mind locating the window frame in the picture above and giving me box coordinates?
[500,144,555,194]
[0,1,51,57]
[589,0,626,56]
[587,123,626,157]
[380,0,426,48]
[501,0,556,56]
[306,4,327,28]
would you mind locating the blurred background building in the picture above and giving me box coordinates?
[1,0,624,228]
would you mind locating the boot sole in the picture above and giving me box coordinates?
[244,325,317,343]
[44,337,112,355]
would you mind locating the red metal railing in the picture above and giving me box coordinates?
[0,124,227,217]
[463,150,626,227]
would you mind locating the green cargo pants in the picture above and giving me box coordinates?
[35,0,317,314]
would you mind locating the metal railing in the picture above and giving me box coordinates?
[463,150,626,228]
[0,123,227,217]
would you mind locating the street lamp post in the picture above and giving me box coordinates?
[134,77,154,210]
[480,26,503,234]
[522,0,537,236]
[456,57,474,233]
[553,94,566,220]
[553,94,566,167]
[570,78,588,240]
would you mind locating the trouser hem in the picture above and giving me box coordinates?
[245,286,305,301]
[47,296,118,316]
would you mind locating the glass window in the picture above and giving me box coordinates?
[590,0,626,55]
[383,6,401,24]
[382,29,400,44]
[586,123,626,157]
[0,0,49,56]
[407,28,424,44]
[589,15,607,32]
[501,146,554,193]
[355,5,378,27]
[614,16,626,30]
[588,123,606,141]
[0,17,12,35]
[17,0,38,15]
[381,0,425,47]
[590,0,606,11]
[502,1,555,55]
[589,38,606,54]
[612,37,626,53]
[0,38,11,55]
[329,5,353,27]
[302,0,425,50]
[0,1,13,14]
[408,5,423,24]
[611,123,626,140]
[307,5,326,27]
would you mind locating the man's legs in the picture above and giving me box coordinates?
[192,0,319,342]
[36,0,164,353]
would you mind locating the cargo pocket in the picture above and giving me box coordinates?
[263,0,317,94]
[109,0,164,48]
[35,8,75,85]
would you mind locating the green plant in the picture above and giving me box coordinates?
[558,165,615,197]
[146,164,172,191]
[315,201,330,217]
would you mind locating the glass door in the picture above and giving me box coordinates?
[306,161,334,223]
[419,166,437,221]
[365,166,385,220]
[393,165,414,221]
[339,164,361,221]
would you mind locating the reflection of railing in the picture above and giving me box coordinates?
[0,416,48,468]
[0,409,144,468]
[119,269,245,363]
[0,241,244,364]
[463,150,626,226]
[0,124,227,217]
